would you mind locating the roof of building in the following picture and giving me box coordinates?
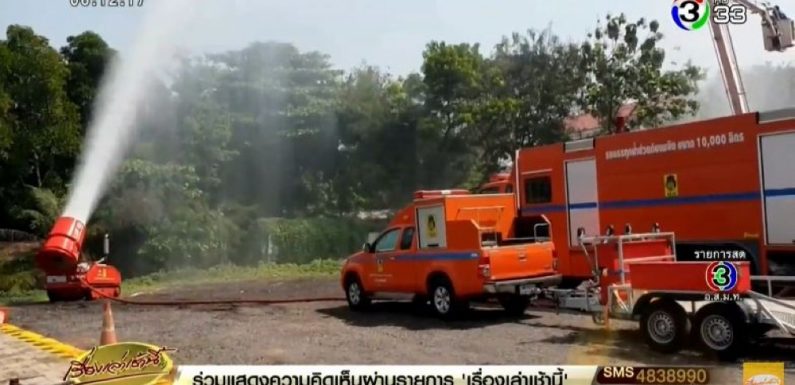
[564,102,638,137]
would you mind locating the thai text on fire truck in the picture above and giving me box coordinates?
[605,131,745,160]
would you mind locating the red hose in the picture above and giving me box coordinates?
[79,278,346,306]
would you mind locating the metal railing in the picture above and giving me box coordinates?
[578,231,678,285]
[751,275,795,297]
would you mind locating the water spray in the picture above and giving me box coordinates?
[37,0,194,302]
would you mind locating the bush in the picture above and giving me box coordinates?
[240,216,386,264]
[0,253,41,293]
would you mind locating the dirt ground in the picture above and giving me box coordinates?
[8,278,795,382]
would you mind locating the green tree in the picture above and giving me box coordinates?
[0,26,80,229]
[205,42,343,216]
[0,43,12,161]
[8,187,64,237]
[60,31,116,131]
[579,14,704,133]
[419,42,487,188]
[0,26,81,187]
[473,29,587,175]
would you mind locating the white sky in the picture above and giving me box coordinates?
[1,0,794,76]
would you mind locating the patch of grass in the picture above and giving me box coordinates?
[0,290,47,305]
[0,258,342,304]
[122,259,342,295]
[0,250,46,305]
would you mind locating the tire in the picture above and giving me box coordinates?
[429,277,467,320]
[47,290,61,303]
[692,302,749,361]
[344,276,370,311]
[499,295,530,316]
[639,299,690,354]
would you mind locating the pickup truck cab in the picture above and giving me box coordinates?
[340,189,561,318]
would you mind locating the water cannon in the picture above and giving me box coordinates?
[36,216,86,274]
[36,216,122,302]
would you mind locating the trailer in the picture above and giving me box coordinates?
[540,230,795,361]
[479,108,795,291]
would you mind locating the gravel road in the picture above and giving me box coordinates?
[8,278,795,382]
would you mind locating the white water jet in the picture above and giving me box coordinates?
[62,0,194,222]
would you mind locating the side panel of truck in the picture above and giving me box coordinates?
[564,158,600,248]
[514,111,795,278]
[594,118,761,277]
[513,110,795,277]
[759,131,795,246]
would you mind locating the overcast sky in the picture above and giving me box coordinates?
[1,0,794,76]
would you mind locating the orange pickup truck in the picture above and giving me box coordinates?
[340,189,562,318]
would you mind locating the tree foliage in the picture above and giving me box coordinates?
[579,14,704,132]
[0,18,706,276]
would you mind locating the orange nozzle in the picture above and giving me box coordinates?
[36,216,86,274]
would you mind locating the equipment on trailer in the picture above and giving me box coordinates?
[542,232,795,361]
[36,216,122,302]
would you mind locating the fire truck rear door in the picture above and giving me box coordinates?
[760,131,795,245]
[564,158,600,247]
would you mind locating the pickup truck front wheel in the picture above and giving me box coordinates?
[429,277,467,320]
[345,276,371,311]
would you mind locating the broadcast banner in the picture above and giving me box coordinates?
[174,366,599,385]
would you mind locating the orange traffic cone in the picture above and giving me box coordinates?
[99,300,117,345]
[0,307,8,324]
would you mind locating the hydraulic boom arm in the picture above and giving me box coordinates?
[709,0,794,115]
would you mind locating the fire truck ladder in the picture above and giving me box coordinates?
[710,0,794,115]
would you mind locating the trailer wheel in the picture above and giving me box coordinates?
[639,299,690,354]
[693,302,748,361]
[429,277,467,320]
[344,276,371,311]
[499,295,530,316]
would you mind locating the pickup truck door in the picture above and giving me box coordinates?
[366,228,402,290]
[389,226,417,292]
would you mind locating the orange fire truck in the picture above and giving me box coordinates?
[479,108,795,288]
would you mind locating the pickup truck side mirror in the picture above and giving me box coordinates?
[362,242,373,253]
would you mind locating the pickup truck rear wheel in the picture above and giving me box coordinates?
[429,278,466,320]
[345,276,370,311]
[499,295,530,316]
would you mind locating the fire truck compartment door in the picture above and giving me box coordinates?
[565,158,599,246]
[760,132,795,245]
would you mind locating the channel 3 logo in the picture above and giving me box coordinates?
[705,261,739,292]
[671,0,748,31]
